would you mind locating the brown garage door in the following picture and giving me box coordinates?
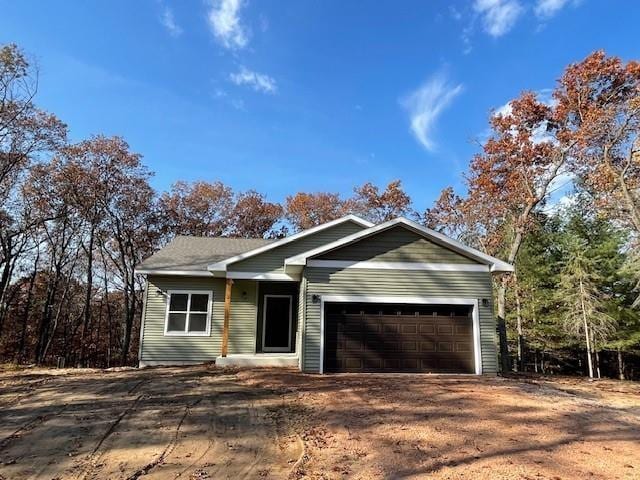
[324,302,475,373]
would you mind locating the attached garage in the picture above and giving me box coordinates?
[291,220,513,375]
[321,299,480,374]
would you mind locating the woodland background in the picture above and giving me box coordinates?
[1,43,639,379]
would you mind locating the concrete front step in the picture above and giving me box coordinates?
[215,353,299,368]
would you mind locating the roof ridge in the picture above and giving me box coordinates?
[174,235,273,241]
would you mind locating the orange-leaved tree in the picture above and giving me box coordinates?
[426,90,573,372]
[555,51,640,306]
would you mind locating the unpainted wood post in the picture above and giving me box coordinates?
[221,278,233,357]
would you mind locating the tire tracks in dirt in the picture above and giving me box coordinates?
[125,399,202,480]
[0,403,70,451]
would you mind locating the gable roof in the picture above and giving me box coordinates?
[136,236,275,276]
[285,217,514,273]
[207,214,374,272]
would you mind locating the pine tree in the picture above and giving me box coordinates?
[556,236,616,378]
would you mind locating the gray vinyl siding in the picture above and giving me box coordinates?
[302,267,497,374]
[139,275,257,364]
[230,221,365,274]
[317,226,479,264]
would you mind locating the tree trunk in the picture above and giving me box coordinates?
[514,273,524,372]
[594,345,601,379]
[496,279,510,373]
[120,270,137,366]
[0,240,14,335]
[579,278,594,378]
[16,247,39,363]
[617,347,625,381]
[79,227,95,367]
[103,271,112,368]
[35,279,57,364]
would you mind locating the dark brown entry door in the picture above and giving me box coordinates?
[262,295,292,352]
[324,303,475,373]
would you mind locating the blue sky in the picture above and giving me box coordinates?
[2,0,638,211]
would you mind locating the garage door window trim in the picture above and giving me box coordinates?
[319,295,482,375]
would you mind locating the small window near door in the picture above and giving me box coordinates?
[164,291,212,336]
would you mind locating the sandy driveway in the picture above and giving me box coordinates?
[0,365,639,479]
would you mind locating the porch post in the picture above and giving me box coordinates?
[221,278,233,357]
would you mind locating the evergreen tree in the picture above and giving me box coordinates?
[556,235,616,378]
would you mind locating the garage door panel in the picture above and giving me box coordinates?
[401,324,418,334]
[324,302,475,373]
[420,324,436,334]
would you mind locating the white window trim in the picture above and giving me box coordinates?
[262,294,293,353]
[164,290,213,337]
[319,295,482,375]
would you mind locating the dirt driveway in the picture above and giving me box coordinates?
[0,365,639,479]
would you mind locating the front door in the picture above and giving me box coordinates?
[262,295,292,352]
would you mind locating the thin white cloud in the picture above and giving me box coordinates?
[160,5,182,37]
[535,0,573,18]
[402,72,463,152]
[207,0,250,50]
[229,66,277,94]
[473,0,524,37]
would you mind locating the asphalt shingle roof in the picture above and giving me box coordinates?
[137,236,275,272]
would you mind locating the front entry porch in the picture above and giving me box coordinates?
[218,279,300,368]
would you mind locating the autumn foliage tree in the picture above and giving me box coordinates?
[351,180,413,223]
[0,44,67,331]
[285,192,346,230]
[286,181,414,230]
[426,91,572,371]
[556,51,640,233]
[555,51,640,306]
[426,51,640,373]
[159,180,234,237]
[159,181,283,239]
[228,190,283,238]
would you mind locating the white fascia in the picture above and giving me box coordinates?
[135,269,214,277]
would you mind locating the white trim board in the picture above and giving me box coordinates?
[319,295,482,376]
[286,217,514,273]
[226,271,300,281]
[207,214,373,272]
[135,269,213,277]
[307,260,490,272]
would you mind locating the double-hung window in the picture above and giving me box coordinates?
[164,291,212,336]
